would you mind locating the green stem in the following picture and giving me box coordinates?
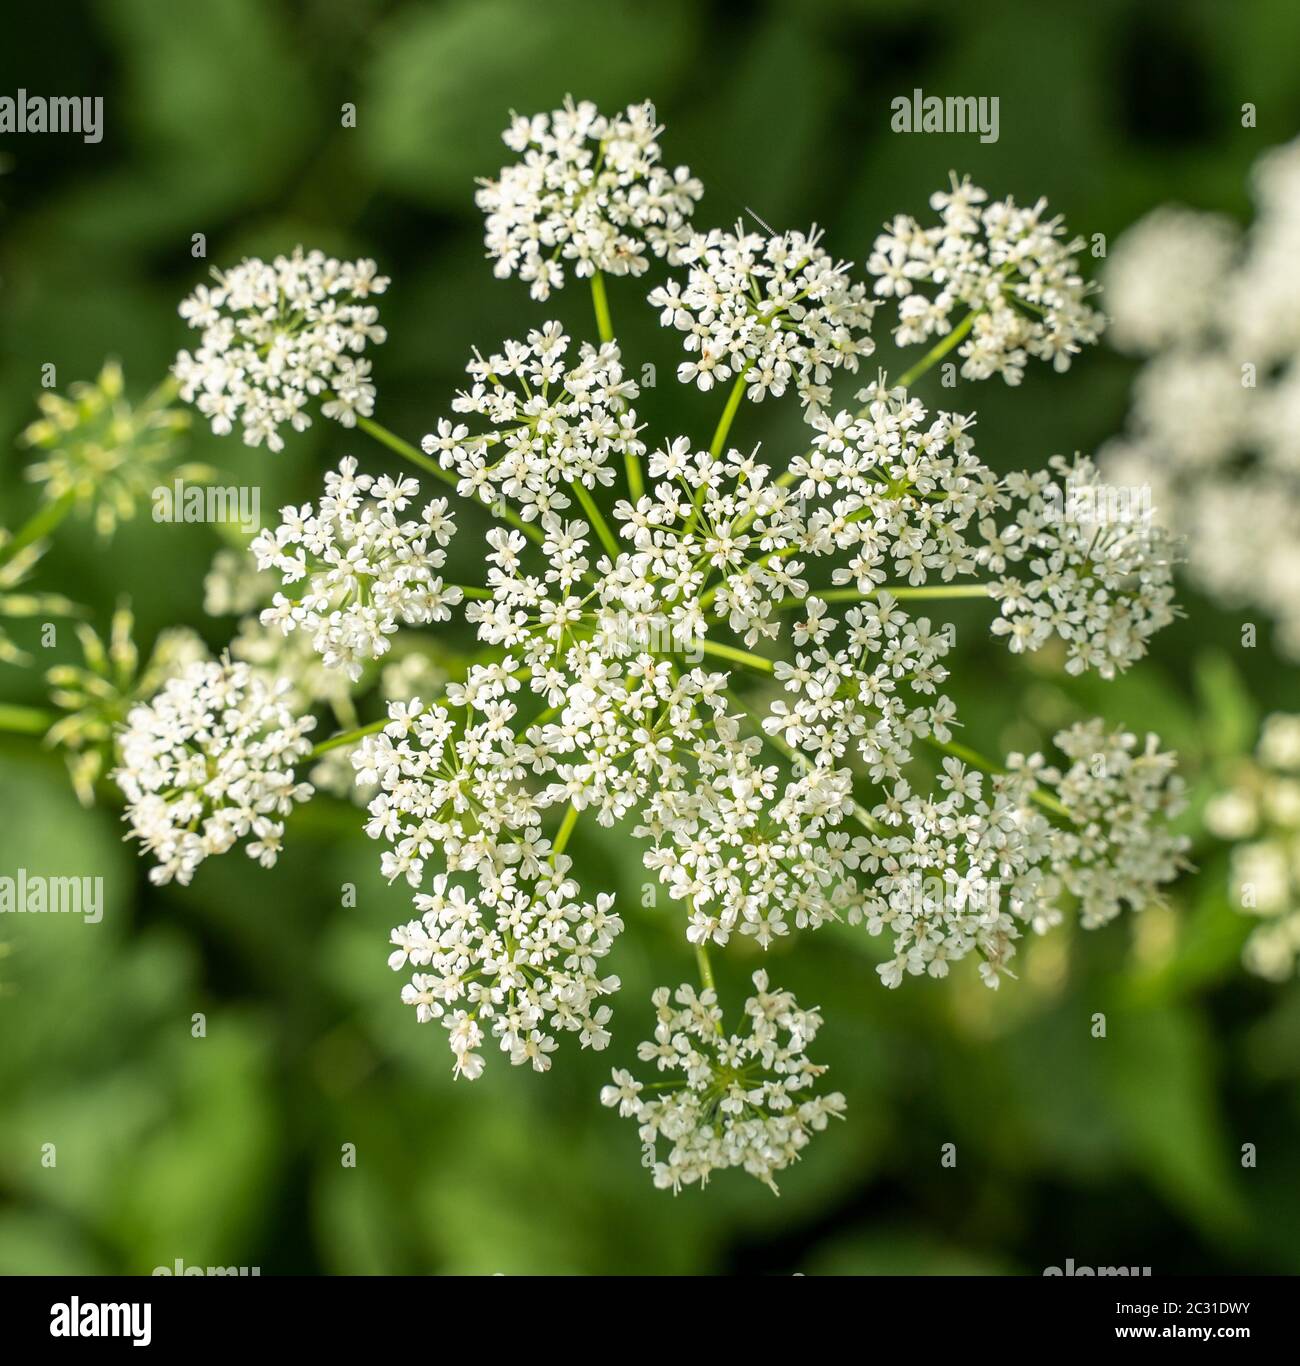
[310,716,390,757]
[779,583,993,609]
[894,308,978,391]
[0,704,56,736]
[569,481,620,559]
[590,273,646,503]
[590,272,614,345]
[0,489,78,569]
[679,369,755,540]
[355,415,547,548]
[356,415,455,487]
[709,368,750,459]
[624,449,645,503]
[694,940,717,994]
[551,802,580,858]
[699,639,774,673]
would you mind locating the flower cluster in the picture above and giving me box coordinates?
[601,973,845,1193]
[46,602,207,804]
[477,98,702,300]
[83,103,1196,1195]
[353,689,622,1077]
[650,225,877,410]
[173,249,389,450]
[867,175,1104,384]
[813,720,1186,989]
[251,457,460,681]
[985,454,1180,678]
[114,658,316,886]
[1102,206,1238,354]
[20,361,199,537]
[1205,713,1300,981]
[795,380,999,594]
[1101,136,1300,658]
[639,724,859,948]
[1046,719,1190,925]
[422,323,642,519]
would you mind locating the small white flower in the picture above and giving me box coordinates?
[251,458,461,681]
[173,248,389,450]
[113,659,316,886]
[867,173,1103,384]
[651,224,877,412]
[423,323,643,520]
[603,973,846,1193]
[478,97,703,300]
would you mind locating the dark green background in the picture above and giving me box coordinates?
[1,0,1298,1275]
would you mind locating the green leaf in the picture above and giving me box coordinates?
[1099,1003,1248,1240]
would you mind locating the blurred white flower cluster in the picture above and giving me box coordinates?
[1102,138,1300,658]
[1206,713,1300,981]
[174,248,388,450]
[422,322,642,517]
[649,224,878,410]
[115,659,315,886]
[868,174,1104,383]
[477,97,703,300]
[601,973,845,1193]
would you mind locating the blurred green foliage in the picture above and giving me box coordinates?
[2,0,1298,1274]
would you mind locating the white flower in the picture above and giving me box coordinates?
[251,457,461,681]
[1102,205,1238,353]
[422,323,643,521]
[478,97,702,300]
[353,694,623,1077]
[1101,136,1300,659]
[985,455,1180,678]
[1209,713,1300,981]
[867,174,1104,384]
[602,972,846,1193]
[650,224,877,411]
[173,248,389,450]
[206,548,357,715]
[113,658,315,886]
[857,722,1189,988]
